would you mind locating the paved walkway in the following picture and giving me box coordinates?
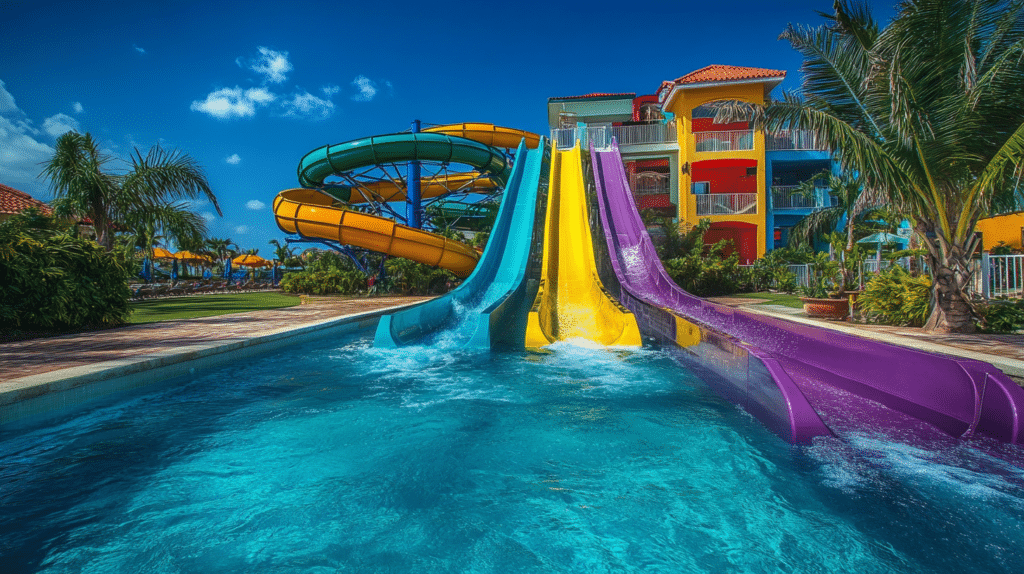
[0,296,431,384]
[706,296,1024,382]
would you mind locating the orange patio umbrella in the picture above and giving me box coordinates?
[175,250,215,264]
[232,254,272,268]
[152,247,176,260]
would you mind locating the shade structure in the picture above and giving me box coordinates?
[174,250,215,264]
[152,247,175,260]
[232,254,272,268]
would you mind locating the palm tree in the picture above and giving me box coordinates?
[205,237,238,261]
[269,239,296,264]
[757,0,1024,333]
[787,170,882,251]
[42,132,221,252]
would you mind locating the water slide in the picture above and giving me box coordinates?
[592,142,1024,445]
[374,138,547,349]
[524,144,642,348]
[273,124,538,278]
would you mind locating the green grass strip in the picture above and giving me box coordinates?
[129,292,301,324]
[728,292,806,309]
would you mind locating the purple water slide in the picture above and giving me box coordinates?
[592,142,1024,446]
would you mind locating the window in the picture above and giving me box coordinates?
[692,181,710,194]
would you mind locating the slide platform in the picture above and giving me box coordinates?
[275,125,539,277]
[525,144,641,348]
[374,138,548,349]
[592,142,1024,445]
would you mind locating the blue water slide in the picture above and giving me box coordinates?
[373,137,548,349]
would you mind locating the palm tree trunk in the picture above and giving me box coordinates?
[918,220,977,333]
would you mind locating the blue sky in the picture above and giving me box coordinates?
[0,0,895,252]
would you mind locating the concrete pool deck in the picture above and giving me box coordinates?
[0,295,432,422]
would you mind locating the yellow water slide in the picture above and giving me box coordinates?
[273,124,539,278]
[524,144,642,347]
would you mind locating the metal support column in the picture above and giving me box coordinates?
[407,119,422,229]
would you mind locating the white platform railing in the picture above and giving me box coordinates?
[766,129,828,151]
[694,130,754,152]
[694,193,757,215]
[611,121,677,146]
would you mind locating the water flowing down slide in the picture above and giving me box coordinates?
[592,142,1024,445]
[274,125,539,278]
[373,138,548,349]
[524,144,642,348]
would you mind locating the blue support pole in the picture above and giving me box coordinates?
[407,119,422,229]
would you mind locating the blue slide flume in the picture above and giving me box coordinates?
[373,138,548,349]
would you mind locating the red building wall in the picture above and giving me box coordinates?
[690,159,757,194]
[691,118,750,133]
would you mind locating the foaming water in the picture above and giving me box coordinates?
[1,332,1023,573]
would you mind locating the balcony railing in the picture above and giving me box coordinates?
[771,185,837,210]
[694,193,757,215]
[766,129,828,151]
[611,121,677,146]
[694,130,754,152]
[552,122,677,150]
[630,172,671,196]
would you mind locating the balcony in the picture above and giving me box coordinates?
[695,193,758,216]
[771,186,837,210]
[694,130,754,152]
[766,129,828,151]
[611,121,677,146]
[552,121,677,150]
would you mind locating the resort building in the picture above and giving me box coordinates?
[547,65,834,264]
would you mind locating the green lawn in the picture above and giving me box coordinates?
[129,292,301,324]
[729,291,805,309]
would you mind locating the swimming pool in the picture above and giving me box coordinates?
[2,331,1023,573]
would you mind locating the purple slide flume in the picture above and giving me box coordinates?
[591,142,1024,446]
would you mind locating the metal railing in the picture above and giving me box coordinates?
[630,172,671,196]
[975,253,1024,299]
[694,130,754,152]
[789,263,812,288]
[611,121,677,146]
[771,185,836,210]
[694,193,757,215]
[551,126,613,150]
[766,129,828,151]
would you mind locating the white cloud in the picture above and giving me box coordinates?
[42,113,80,137]
[72,102,83,114]
[200,211,217,222]
[235,225,249,235]
[190,86,276,119]
[0,115,54,191]
[133,44,146,54]
[351,75,377,102]
[225,153,241,165]
[281,90,334,119]
[322,85,340,97]
[0,80,18,113]
[246,199,265,210]
[250,47,292,84]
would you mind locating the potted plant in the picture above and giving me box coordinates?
[799,251,850,319]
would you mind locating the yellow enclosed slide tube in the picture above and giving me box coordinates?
[273,188,480,277]
[525,144,642,347]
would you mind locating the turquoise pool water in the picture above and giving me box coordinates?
[2,332,1024,573]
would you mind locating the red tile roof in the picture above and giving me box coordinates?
[659,65,786,93]
[0,183,52,216]
[548,92,636,101]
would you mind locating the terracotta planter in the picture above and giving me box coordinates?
[800,297,850,320]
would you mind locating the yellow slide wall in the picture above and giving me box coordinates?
[525,144,642,347]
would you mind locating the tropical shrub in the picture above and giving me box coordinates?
[384,258,457,295]
[976,298,1024,334]
[663,239,745,297]
[858,265,932,327]
[280,269,366,295]
[0,210,132,331]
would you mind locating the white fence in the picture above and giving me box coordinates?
[975,253,1024,299]
[694,130,754,152]
[771,185,833,210]
[694,193,757,215]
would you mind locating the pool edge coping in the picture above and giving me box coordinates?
[0,301,418,424]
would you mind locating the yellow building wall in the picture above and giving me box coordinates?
[976,213,1024,251]
[665,83,768,260]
